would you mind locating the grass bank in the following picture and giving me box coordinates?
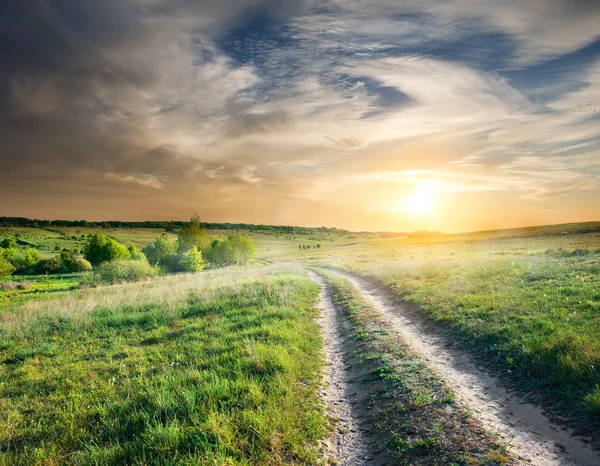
[0,264,327,465]
[320,270,511,465]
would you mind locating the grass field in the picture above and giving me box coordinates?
[2,221,600,462]
[0,264,327,465]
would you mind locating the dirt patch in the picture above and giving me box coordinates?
[329,268,600,466]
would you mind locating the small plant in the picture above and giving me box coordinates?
[584,385,600,416]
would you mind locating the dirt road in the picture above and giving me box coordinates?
[325,268,600,466]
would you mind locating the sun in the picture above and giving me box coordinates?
[403,182,437,215]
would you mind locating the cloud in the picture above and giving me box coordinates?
[0,0,599,230]
[105,172,165,189]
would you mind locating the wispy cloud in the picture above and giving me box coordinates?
[0,0,599,230]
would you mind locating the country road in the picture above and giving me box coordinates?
[316,268,600,466]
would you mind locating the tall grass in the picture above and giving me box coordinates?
[0,263,327,465]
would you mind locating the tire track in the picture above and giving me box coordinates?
[309,271,372,466]
[327,268,600,466]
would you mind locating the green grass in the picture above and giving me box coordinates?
[0,265,328,465]
[0,273,84,309]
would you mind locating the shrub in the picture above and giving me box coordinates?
[84,234,130,266]
[71,258,93,272]
[33,257,62,274]
[178,246,205,272]
[94,259,157,284]
[0,238,17,249]
[1,281,17,291]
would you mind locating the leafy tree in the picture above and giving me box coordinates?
[178,215,208,252]
[84,234,130,266]
[0,256,15,277]
[59,248,76,271]
[179,246,205,272]
[127,244,146,261]
[23,248,41,270]
[143,234,178,269]
[205,234,255,266]
[229,234,256,265]
[205,237,233,266]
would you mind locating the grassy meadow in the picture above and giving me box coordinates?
[307,223,600,419]
[0,264,327,465]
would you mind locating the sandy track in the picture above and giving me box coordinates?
[309,271,376,465]
[328,269,600,466]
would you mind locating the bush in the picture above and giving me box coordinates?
[178,246,205,272]
[0,238,16,249]
[84,234,130,266]
[71,258,93,272]
[94,259,157,284]
[1,281,18,291]
[33,257,62,274]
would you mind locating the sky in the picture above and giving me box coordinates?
[0,0,599,232]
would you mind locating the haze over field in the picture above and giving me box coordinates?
[1,1,599,232]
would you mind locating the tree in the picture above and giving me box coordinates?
[84,234,130,266]
[179,246,205,272]
[205,237,233,266]
[0,256,15,277]
[204,234,256,267]
[127,244,146,261]
[143,234,178,269]
[178,215,208,252]
[229,234,256,265]
[23,248,41,269]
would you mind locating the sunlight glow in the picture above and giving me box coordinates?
[403,182,437,215]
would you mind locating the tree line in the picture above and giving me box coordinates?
[0,216,350,236]
[0,216,256,281]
